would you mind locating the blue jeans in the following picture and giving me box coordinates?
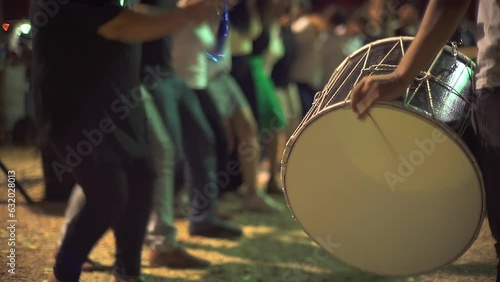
[145,74,219,229]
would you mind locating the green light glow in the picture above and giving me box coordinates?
[19,23,31,34]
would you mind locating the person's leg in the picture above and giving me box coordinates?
[264,127,284,195]
[472,88,500,280]
[59,185,86,245]
[56,185,105,272]
[193,89,229,194]
[231,106,282,212]
[149,75,241,238]
[150,77,216,225]
[141,86,177,250]
[276,87,291,133]
[231,56,259,121]
[52,160,130,281]
[231,106,259,197]
[175,81,241,237]
[248,56,287,195]
[207,74,280,212]
[141,86,209,268]
[297,82,317,118]
[286,83,303,137]
[112,158,155,280]
[41,147,74,201]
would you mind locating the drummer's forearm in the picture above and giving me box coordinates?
[97,7,192,43]
[394,0,472,84]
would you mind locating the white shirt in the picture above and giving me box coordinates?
[263,22,285,76]
[290,16,329,89]
[321,32,348,86]
[475,0,500,89]
[172,23,216,89]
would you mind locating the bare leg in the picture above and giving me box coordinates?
[231,106,282,212]
[266,129,284,194]
[276,84,302,139]
[231,106,259,197]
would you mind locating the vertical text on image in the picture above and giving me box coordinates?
[6,170,17,274]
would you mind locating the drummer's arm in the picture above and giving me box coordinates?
[393,0,472,84]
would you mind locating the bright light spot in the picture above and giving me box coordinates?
[120,0,125,6]
[19,23,31,34]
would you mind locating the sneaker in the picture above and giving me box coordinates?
[190,221,242,239]
[149,247,210,269]
[243,194,284,213]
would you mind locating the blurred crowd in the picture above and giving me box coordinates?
[1,0,482,278]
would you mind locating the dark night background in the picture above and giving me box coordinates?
[4,0,31,21]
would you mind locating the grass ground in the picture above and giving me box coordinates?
[0,146,497,282]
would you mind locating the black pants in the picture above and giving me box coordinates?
[41,147,75,201]
[231,55,258,121]
[194,89,229,191]
[53,153,155,281]
[296,82,319,118]
[471,88,500,257]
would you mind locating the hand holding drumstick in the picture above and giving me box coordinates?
[350,72,411,120]
[351,0,471,120]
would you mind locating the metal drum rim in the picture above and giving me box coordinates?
[335,36,476,72]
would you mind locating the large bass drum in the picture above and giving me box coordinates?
[281,37,485,276]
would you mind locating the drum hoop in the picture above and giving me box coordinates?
[281,101,486,276]
[341,36,476,68]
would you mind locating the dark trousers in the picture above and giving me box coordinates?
[297,82,319,118]
[471,88,500,257]
[194,89,229,193]
[53,155,155,281]
[231,55,258,121]
[41,147,74,201]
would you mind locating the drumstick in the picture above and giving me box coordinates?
[367,112,399,158]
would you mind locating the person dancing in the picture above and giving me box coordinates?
[141,0,242,239]
[351,0,500,281]
[205,12,282,212]
[32,0,225,281]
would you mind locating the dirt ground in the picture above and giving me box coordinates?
[0,146,497,282]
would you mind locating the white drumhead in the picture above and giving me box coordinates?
[282,103,484,276]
